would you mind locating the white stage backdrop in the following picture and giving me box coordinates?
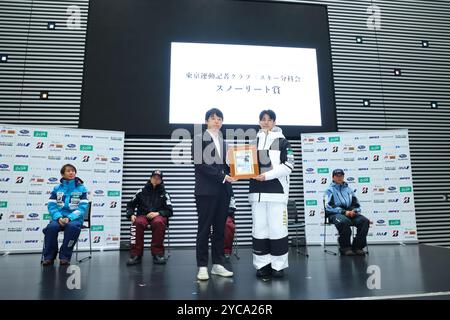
[301,130,418,245]
[0,124,124,253]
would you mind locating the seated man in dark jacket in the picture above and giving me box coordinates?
[324,169,370,256]
[126,170,173,265]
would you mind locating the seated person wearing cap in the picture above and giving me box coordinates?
[324,169,370,256]
[126,170,173,265]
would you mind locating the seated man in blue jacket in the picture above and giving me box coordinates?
[324,169,370,256]
[42,164,89,266]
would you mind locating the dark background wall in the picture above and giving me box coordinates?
[1,0,449,247]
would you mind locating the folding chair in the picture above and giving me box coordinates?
[75,202,92,263]
[287,199,309,258]
[322,199,369,256]
[40,202,92,264]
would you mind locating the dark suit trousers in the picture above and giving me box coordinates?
[195,192,229,267]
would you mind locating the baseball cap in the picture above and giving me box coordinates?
[332,169,345,176]
[151,170,163,180]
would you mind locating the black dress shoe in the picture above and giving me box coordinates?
[353,249,366,256]
[126,256,142,266]
[60,259,70,266]
[271,269,285,278]
[42,260,54,266]
[256,264,272,278]
[152,254,166,265]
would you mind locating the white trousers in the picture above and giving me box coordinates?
[251,201,289,271]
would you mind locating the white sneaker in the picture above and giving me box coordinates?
[197,267,209,280]
[211,264,233,277]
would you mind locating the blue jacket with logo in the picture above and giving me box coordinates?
[324,182,361,217]
[47,177,89,224]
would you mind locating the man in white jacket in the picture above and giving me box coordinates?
[249,110,294,279]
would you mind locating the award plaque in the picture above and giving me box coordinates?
[227,145,259,180]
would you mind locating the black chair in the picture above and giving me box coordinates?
[75,201,92,263]
[322,198,369,256]
[40,202,92,264]
[287,199,309,257]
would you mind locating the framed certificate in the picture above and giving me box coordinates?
[227,145,259,180]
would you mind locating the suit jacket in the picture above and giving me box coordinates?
[192,130,230,196]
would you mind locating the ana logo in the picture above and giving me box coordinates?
[26,227,39,232]
[16,142,30,147]
[0,177,10,182]
[398,166,409,170]
[376,232,388,236]
[317,148,327,152]
[332,146,339,152]
[93,203,105,207]
[305,180,316,184]
[388,199,399,203]
[36,142,44,149]
[65,156,77,160]
[321,178,327,184]
[109,169,121,173]
[358,157,368,161]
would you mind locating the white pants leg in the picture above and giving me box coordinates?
[252,201,289,271]
[267,202,289,271]
[252,202,271,270]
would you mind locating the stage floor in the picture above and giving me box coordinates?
[1,244,450,300]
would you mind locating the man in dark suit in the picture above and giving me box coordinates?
[191,108,235,280]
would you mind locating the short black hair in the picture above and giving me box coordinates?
[205,108,223,121]
[60,164,77,175]
[259,109,276,121]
